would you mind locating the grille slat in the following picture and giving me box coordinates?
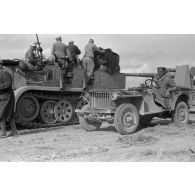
[90,92,111,109]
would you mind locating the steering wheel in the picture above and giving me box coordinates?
[13,58,21,61]
[145,79,159,89]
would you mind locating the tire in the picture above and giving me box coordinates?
[54,99,73,124]
[172,101,189,126]
[16,95,40,122]
[114,103,139,135]
[140,115,153,127]
[40,100,57,124]
[78,105,102,132]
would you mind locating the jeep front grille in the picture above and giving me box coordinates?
[89,92,111,109]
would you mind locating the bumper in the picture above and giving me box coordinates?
[75,108,115,114]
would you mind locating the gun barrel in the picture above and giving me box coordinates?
[36,34,43,58]
[124,68,176,78]
[124,73,157,77]
[167,68,176,72]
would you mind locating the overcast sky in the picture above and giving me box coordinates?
[0,34,195,86]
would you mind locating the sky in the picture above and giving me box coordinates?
[0,34,195,86]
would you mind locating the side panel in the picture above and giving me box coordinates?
[44,65,61,87]
[93,70,125,89]
[67,67,85,88]
[140,95,163,115]
[14,71,27,89]
[115,95,163,115]
[174,65,192,89]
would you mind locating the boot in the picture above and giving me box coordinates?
[0,119,7,138]
[9,118,18,137]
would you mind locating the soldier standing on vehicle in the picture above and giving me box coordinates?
[0,62,18,138]
[82,39,105,86]
[154,67,177,109]
[67,40,81,65]
[51,36,70,70]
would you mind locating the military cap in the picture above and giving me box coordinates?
[157,67,166,72]
[56,36,62,41]
[30,42,37,47]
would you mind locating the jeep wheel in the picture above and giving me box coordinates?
[78,105,102,132]
[114,103,139,135]
[172,101,189,126]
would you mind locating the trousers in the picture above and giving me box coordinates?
[82,57,95,77]
[0,118,17,137]
[57,58,67,70]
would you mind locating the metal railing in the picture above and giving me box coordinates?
[90,92,111,109]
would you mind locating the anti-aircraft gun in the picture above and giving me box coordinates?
[76,65,195,135]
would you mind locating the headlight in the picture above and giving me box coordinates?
[111,92,120,100]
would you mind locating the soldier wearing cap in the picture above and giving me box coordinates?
[0,62,18,138]
[51,36,70,70]
[67,40,81,65]
[154,67,177,109]
[25,42,39,70]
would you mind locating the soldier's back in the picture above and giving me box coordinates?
[53,42,67,59]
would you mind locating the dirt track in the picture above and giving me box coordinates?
[1,116,195,162]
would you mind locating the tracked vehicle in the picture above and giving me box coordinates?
[0,59,88,128]
[76,65,195,134]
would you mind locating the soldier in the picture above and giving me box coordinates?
[67,40,81,65]
[51,36,70,70]
[82,39,105,87]
[25,42,40,70]
[154,67,177,109]
[0,63,18,138]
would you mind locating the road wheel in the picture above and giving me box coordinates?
[40,100,57,124]
[172,101,189,126]
[54,99,73,124]
[78,105,102,131]
[16,95,40,122]
[140,115,153,127]
[114,103,139,135]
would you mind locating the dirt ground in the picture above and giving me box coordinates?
[1,116,195,162]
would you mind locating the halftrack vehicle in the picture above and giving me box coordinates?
[0,59,86,128]
[0,53,122,128]
[76,65,195,134]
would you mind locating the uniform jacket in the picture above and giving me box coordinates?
[83,43,98,59]
[67,44,81,60]
[51,41,68,59]
[0,67,15,121]
[0,68,12,89]
[83,43,105,59]
[155,73,176,90]
[25,48,36,62]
